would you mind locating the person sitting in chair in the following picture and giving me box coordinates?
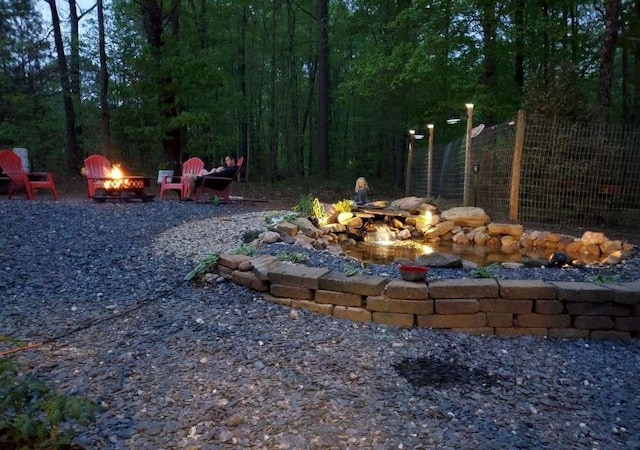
[183,154,238,201]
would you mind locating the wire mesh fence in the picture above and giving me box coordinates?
[410,113,640,231]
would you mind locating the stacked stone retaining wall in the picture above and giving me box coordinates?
[216,254,640,341]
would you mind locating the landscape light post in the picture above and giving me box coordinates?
[463,103,474,206]
[427,124,434,198]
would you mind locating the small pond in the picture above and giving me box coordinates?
[341,239,595,267]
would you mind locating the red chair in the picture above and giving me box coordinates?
[84,155,112,198]
[0,149,59,201]
[160,157,205,200]
[194,156,244,203]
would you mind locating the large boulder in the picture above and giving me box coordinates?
[440,207,491,228]
[415,253,463,268]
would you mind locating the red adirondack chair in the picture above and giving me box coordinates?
[159,157,205,200]
[194,156,244,203]
[0,149,59,201]
[84,155,112,198]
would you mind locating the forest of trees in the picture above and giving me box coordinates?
[1,0,639,187]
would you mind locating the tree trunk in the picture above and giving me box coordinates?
[98,0,111,157]
[594,0,621,122]
[140,0,182,169]
[47,0,79,175]
[317,0,330,176]
[479,0,497,124]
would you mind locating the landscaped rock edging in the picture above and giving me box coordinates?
[215,254,640,341]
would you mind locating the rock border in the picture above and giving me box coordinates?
[213,254,640,341]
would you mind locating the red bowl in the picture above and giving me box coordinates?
[399,265,429,282]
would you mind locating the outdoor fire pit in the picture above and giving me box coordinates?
[91,166,154,203]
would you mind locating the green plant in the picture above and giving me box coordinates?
[0,356,98,449]
[233,243,257,257]
[469,262,499,279]
[210,195,221,205]
[343,263,364,277]
[585,273,621,284]
[333,199,354,213]
[242,230,262,243]
[276,251,309,263]
[293,194,315,216]
[184,253,220,281]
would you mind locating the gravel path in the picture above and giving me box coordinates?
[1,199,639,449]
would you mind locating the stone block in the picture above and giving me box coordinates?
[384,280,429,300]
[435,299,480,314]
[416,313,487,329]
[249,254,282,281]
[315,290,363,307]
[261,293,292,307]
[318,271,389,296]
[216,264,234,279]
[231,270,269,291]
[218,254,250,270]
[487,312,513,327]
[551,282,614,303]
[534,300,565,315]
[291,299,333,315]
[268,264,330,289]
[497,280,555,299]
[515,314,571,328]
[565,302,630,317]
[366,296,433,315]
[590,330,631,341]
[608,282,640,304]
[372,312,415,328]
[427,279,498,299]
[270,284,313,300]
[614,317,640,331]
[548,328,590,340]
[487,223,523,236]
[574,315,614,330]
[495,327,548,337]
[479,298,533,314]
[333,306,371,323]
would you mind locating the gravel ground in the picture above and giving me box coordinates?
[1,198,639,450]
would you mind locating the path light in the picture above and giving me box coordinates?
[427,124,435,197]
[463,103,474,206]
[405,130,416,196]
[446,114,461,125]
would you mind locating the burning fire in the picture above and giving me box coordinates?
[104,165,132,190]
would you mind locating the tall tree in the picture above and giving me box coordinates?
[46,0,79,175]
[98,0,110,157]
[595,0,621,122]
[139,0,182,169]
[317,0,330,176]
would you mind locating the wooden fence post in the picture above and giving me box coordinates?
[509,109,526,222]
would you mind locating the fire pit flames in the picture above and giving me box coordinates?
[90,164,153,202]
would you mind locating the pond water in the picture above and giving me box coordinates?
[341,239,594,267]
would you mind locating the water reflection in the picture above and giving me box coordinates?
[342,239,594,267]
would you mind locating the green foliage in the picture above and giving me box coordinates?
[242,230,262,243]
[276,251,309,264]
[210,195,221,205]
[184,253,220,281]
[470,262,499,279]
[232,243,257,257]
[333,199,354,213]
[0,356,98,448]
[293,194,316,216]
[585,273,621,285]
[343,263,364,277]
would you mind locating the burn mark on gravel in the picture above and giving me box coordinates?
[394,356,500,389]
